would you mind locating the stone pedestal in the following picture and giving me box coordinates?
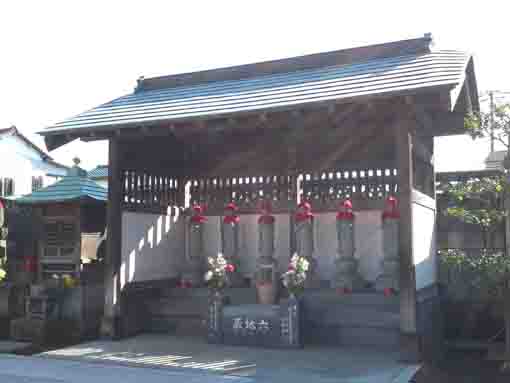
[207,290,227,344]
[376,198,400,292]
[256,209,278,303]
[333,201,364,291]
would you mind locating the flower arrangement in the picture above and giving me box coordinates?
[281,253,309,297]
[204,253,236,291]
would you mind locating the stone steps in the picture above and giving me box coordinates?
[144,288,401,347]
[320,306,400,328]
[302,290,400,310]
[303,291,400,349]
[146,288,258,335]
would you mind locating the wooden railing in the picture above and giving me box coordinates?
[188,174,296,214]
[301,167,398,211]
[121,165,399,214]
[121,170,182,214]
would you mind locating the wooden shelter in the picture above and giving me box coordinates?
[38,35,478,358]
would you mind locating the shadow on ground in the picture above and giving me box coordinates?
[414,350,509,383]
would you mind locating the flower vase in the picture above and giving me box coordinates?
[257,282,277,304]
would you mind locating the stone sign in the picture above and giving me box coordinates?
[213,299,302,348]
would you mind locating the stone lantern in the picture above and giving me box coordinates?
[255,200,278,303]
[376,196,400,293]
[183,204,207,286]
[221,202,243,286]
[294,201,318,288]
[334,199,363,292]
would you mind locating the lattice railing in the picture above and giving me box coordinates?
[188,174,296,214]
[121,166,399,214]
[121,170,182,214]
[301,167,398,211]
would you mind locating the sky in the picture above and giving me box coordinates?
[1,1,509,171]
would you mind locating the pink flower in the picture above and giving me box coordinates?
[224,264,235,273]
[288,265,295,271]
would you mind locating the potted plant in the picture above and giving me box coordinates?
[281,253,309,299]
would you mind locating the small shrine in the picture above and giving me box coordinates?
[9,159,108,344]
[38,35,477,358]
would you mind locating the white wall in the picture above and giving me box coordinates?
[121,209,385,286]
[314,211,384,283]
[413,200,437,290]
[0,134,67,198]
[121,211,184,285]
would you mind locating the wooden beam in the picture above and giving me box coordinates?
[394,117,420,361]
[102,138,123,338]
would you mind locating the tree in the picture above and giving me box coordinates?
[439,175,510,341]
[442,102,510,370]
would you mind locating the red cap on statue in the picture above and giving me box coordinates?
[224,202,240,224]
[382,196,400,220]
[258,200,275,224]
[191,204,208,223]
[336,199,354,220]
[295,200,313,222]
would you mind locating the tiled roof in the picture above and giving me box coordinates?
[42,50,472,136]
[88,165,108,179]
[16,175,107,204]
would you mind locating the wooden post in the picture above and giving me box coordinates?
[101,138,123,338]
[395,118,420,361]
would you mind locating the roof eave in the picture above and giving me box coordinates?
[39,82,455,150]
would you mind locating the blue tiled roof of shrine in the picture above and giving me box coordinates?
[88,165,108,179]
[16,173,107,204]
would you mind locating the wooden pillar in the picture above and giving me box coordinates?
[395,118,420,361]
[101,138,123,338]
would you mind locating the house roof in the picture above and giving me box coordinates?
[485,150,506,171]
[16,168,107,205]
[0,126,68,170]
[87,165,108,179]
[39,35,478,150]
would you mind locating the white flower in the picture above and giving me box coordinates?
[208,257,215,265]
[217,256,227,266]
[300,259,310,272]
[204,270,213,282]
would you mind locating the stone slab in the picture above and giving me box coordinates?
[221,301,301,349]
[36,334,421,382]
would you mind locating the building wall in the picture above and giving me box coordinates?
[0,135,67,198]
[121,211,184,286]
[121,209,385,285]
[413,193,438,290]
